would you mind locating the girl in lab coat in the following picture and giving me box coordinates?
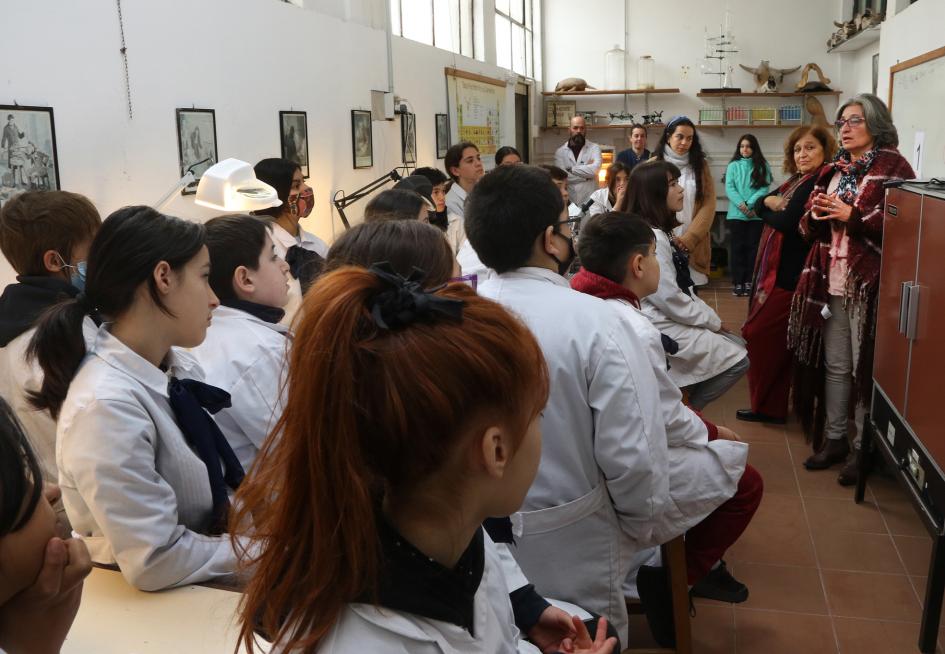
[189,214,291,473]
[230,267,616,654]
[628,160,749,410]
[0,397,92,654]
[587,162,630,217]
[27,206,245,591]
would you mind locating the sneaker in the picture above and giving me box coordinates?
[745,282,752,294]
[690,560,749,603]
[732,284,743,296]
[636,565,676,648]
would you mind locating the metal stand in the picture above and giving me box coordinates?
[331,167,409,229]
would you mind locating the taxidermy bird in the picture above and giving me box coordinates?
[739,61,801,93]
[554,77,596,93]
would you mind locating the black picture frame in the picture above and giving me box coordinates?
[435,113,450,159]
[175,108,218,194]
[279,111,309,178]
[351,109,373,169]
[0,105,60,206]
[401,112,417,165]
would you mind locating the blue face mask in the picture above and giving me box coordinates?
[70,260,88,291]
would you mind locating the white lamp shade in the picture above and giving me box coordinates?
[194,158,283,212]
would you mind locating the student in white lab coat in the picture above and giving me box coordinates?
[444,141,484,220]
[0,191,101,485]
[27,206,246,591]
[628,160,749,410]
[189,215,291,473]
[587,162,630,217]
[539,164,584,218]
[229,265,617,654]
[571,212,764,645]
[253,158,329,326]
[553,116,602,207]
[465,165,672,643]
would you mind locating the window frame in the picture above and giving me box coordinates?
[495,0,536,79]
[391,0,476,59]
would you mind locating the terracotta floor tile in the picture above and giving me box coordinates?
[690,604,736,654]
[822,570,921,620]
[866,475,908,502]
[894,534,933,577]
[878,498,928,537]
[812,530,905,574]
[727,562,827,614]
[731,420,787,444]
[793,448,859,500]
[745,442,798,496]
[912,575,927,599]
[726,494,817,567]
[805,497,887,534]
[733,608,836,654]
[834,617,941,653]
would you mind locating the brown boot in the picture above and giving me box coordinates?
[837,452,859,486]
[804,438,850,470]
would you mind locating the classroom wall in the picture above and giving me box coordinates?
[0,0,516,287]
[539,0,846,202]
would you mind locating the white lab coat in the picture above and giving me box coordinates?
[606,297,748,542]
[446,211,467,255]
[673,164,709,286]
[641,230,746,387]
[270,223,330,328]
[189,305,290,472]
[553,140,602,207]
[57,326,242,591]
[587,187,613,216]
[445,182,468,220]
[479,267,670,642]
[456,238,497,285]
[313,531,541,654]
[0,318,96,484]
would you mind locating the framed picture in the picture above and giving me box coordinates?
[279,111,309,177]
[401,112,417,165]
[435,113,450,159]
[544,100,576,128]
[0,105,60,206]
[176,108,218,194]
[351,109,373,169]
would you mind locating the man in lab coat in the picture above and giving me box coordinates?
[553,116,602,207]
[466,164,671,643]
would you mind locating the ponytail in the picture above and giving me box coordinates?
[26,297,93,419]
[232,266,549,653]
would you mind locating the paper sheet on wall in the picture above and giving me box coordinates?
[913,130,925,179]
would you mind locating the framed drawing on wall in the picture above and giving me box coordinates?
[279,111,309,177]
[0,105,60,206]
[176,108,218,194]
[351,109,373,169]
[401,112,417,165]
[435,113,450,159]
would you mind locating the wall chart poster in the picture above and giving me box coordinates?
[446,68,505,169]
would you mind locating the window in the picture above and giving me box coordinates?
[496,0,536,79]
[390,0,475,59]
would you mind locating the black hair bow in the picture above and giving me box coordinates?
[368,263,464,330]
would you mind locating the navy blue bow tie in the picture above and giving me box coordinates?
[168,377,244,534]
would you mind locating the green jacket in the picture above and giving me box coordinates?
[725,157,771,221]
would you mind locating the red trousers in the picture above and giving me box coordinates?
[742,286,794,420]
[685,463,764,584]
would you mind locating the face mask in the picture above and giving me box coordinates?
[292,187,314,218]
[55,252,87,291]
[549,230,577,276]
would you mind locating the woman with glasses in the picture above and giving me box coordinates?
[789,93,915,486]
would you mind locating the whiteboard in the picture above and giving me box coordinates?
[890,46,945,179]
[445,68,506,170]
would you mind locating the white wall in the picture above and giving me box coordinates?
[874,0,945,102]
[0,0,517,287]
[540,0,845,200]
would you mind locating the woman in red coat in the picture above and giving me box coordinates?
[789,93,915,486]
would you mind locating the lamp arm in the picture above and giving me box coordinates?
[153,171,196,210]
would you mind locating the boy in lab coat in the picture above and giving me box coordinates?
[465,164,671,644]
[190,214,292,472]
[570,211,763,646]
[0,190,101,483]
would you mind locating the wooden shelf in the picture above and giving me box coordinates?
[696,91,842,98]
[541,123,665,132]
[828,25,881,53]
[542,88,680,97]
[697,123,805,129]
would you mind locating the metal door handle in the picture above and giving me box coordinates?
[899,281,912,334]
[906,285,921,340]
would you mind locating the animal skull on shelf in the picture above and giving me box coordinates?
[739,61,801,93]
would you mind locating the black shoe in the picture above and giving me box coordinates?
[837,451,859,486]
[735,409,786,424]
[636,565,675,648]
[690,560,749,603]
[804,438,850,470]
[731,284,741,296]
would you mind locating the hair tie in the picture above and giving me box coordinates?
[368,263,464,330]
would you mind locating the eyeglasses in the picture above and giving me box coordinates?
[834,116,866,130]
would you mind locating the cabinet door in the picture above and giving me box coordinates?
[874,188,921,414]
[906,194,945,472]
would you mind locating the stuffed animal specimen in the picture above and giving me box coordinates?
[554,78,595,93]
[739,61,801,93]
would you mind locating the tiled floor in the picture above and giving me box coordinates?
[624,278,942,654]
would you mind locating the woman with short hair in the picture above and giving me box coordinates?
[789,93,915,485]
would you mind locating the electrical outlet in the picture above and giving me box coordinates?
[908,449,925,488]
[886,421,896,446]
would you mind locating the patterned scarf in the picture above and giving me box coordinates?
[834,147,877,204]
